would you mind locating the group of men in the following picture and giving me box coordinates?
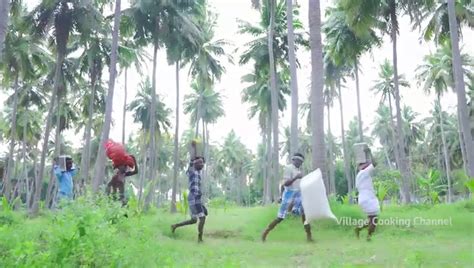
[52,154,138,207]
[54,141,379,243]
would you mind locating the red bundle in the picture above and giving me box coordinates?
[105,140,135,168]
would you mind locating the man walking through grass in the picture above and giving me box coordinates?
[171,141,207,243]
[354,147,379,241]
[262,153,313,242]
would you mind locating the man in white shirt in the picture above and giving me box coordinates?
[355,148,379,241]
[261,153,313,242]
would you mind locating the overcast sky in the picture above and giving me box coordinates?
[1,0,473,157]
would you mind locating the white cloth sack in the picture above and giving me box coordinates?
[300,169,337,222]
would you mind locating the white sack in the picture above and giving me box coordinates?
[300,169,337,222]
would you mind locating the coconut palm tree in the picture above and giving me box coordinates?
[324,85,338,194]
[287,0,299,156]
[1,2,49,201]
[372,104,396,167]
[164,1,203,212]
[182,7,229,137]
[28,0,103,214]
[0,0,8,57]
[241,67,290,202]
[128,78,171,202]
[339,0,429,202]
[183,81,225,133]
[416,41,474,201]
[322,50,353,199]
[446,0,474,177]
[215,130,252,204]
[419,0,473,44]
[371,59,410,169]
[324,5,380,143]
[308,0,327,188]
[240,0,306,201]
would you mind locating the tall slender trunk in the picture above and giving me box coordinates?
[145,145,158,208]
[171,61,180,213]
[195,93,202,138]
[265,116,272,204]
[80,69,97,186]
[287,0,299,155]
[262,129,267,202]
[145,41,159,209]
[384,148,393,169]
[337,82,352,199]
[32,51,64,216]
[205,124,210,200]
[138,134,147,203]
[309,0,327,189]
[388,94,400,169]
[28,148,38,209]
[268,0,280,203]
[457,112,468,175]
[92,0,121,193]
[0,0,8,58]
[3,75,19,201]
[447,0,474,177]
[22,123,30,209]
[437,98,452,202]
[201,120,207,202]
[46,98,62,207]
[327,101,335,194]
[390,10,411,203]
[354,60,364,142]
[122,68,128,144]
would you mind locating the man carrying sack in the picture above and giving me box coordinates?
[261,153,313,242]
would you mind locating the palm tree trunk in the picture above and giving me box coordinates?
[0,0,8,58]
[390,11,411,203]
[92,0,121,193]
[171,61,180,213]
[384,148,393,169]
[447,0,474,177]
[457,112,468,175]
[262,128,267,202]
[22,123,30,209]
[327,102,335,194]
[204,123,210,201]
[337,82,352,200]
[144,139,157,208]
[437,97,452,202]
[287,0,299,155]
[354,60,364,142]
[122,68,128,144]
[309,0,327,189]
[265,115,272,204]
[145,40,159,209]
[3,75,19,201]
[138,134,147,203]
[32,49,64,216]
[29,148,38,209]
[268,0,280,203]
[201,120,207,202]
[45,99,62,208]
[388,94,400,169]
[80,69,97,187]
[195,93,203,138]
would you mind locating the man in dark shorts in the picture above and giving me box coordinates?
[171,155,207,243]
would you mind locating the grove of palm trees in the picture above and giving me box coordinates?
[0,0,473,266]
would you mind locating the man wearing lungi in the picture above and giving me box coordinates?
[261,153,313,242]
[171,156,208,243]
[355,147,379,241]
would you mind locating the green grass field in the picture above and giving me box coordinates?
[1,199,473,267]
